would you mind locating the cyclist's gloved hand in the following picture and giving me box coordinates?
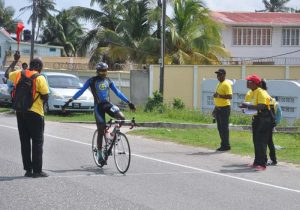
[128,102,136,112]
[62,98,73,110]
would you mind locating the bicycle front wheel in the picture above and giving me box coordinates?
[113,132,131,174]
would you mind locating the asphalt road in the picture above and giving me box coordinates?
[0,112,300,210]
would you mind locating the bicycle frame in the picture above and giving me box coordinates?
[104,118,135,159]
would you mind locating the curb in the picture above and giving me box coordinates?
[61,121,300,134]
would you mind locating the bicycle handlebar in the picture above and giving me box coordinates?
[106,117,137,129]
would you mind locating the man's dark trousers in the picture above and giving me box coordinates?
[16,111,45,173]
[216,105,231,148]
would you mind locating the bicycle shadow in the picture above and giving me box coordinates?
[46,165,120,176]
[218,164,257,173]
[0,176,30,182]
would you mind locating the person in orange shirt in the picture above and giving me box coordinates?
[5,51,49,178]
[212,69,233,151]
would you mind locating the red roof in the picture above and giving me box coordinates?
[211,12,300,26]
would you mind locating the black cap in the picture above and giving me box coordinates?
[215,69,226,75]
[30,58,43,71]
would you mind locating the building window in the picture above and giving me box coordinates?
[282,28,300,46]
[49,48,56,52]
[232,27,272,46]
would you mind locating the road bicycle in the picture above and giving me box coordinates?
[92,118,136,174]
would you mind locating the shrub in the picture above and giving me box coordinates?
[144,91,164,112]
[172,98,185,110]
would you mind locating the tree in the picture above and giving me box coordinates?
[41,10,85,56]
[166,0,229,64]
[20,0,58,40]
[92,0,160,66]
[69,0,125,65]
[71,0,159,67]
[262,0,290,12]
[0,0,18,33]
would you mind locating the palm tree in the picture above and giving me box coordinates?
[262,0,290,12]
[19,0,58,40]
[93,0,160,65]
[41,10,85,56]
[0,0,18,33]
[166,0,229,64]
[69,0,125,64]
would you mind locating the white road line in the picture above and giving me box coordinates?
[43,171,205,179]
[1,123,300,194]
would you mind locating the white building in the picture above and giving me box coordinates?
[211,12,300,65]
[0,27,63,69]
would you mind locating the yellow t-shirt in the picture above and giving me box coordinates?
[214,80,232,107]
[9,70,49,116]
[244,90,253,102]
[251,87,270,107]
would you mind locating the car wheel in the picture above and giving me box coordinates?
[43,102,49,114]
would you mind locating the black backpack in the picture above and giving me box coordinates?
[13,70,40,112]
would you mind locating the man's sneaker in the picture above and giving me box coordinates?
[216,147,231,151]
[24,170,33,177]
[32,171,49,178]
[254,165,266,171]
[267,161,277,166]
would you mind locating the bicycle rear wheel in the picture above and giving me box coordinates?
[113,132,131,174]
[92,129,107,168]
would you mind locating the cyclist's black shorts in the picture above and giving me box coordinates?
[94,102,120,124]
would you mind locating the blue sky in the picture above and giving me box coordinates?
[5,0,300,30]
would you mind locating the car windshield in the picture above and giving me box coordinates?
[47,75,82,89]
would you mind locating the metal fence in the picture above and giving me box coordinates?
[220,57,300,65]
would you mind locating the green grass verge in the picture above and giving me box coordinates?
[45,109,254,125]
[0,107,10,112]
[130,128,300,165]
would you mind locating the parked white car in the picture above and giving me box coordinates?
[0,72,12,105]
[42,72,94,113]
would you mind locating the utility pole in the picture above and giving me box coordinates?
[159,0,166,94]
[30,0,37,61]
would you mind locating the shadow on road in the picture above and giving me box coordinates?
[46,165,119,176]
[219,164,257,173]
[187,151,219,156]
[0,176,29,182]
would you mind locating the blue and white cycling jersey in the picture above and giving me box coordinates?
[72,76,129,104]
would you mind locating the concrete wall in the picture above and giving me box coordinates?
[149,64,300,111]
[43,64,300,123]
[202,79,300,124]
[130,69,149,106]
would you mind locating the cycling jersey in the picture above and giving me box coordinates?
[71,76,129,124]
[72,76,130,104]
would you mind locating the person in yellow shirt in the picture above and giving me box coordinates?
[212,69,232,151]
[260,79,278,166]
[240,75,273,171]
[5,51,49,178]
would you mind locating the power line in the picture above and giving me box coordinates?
[242,49,300,62]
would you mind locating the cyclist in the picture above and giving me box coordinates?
[62,62,136,164]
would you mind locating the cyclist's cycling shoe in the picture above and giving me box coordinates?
[97,151,107,166]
